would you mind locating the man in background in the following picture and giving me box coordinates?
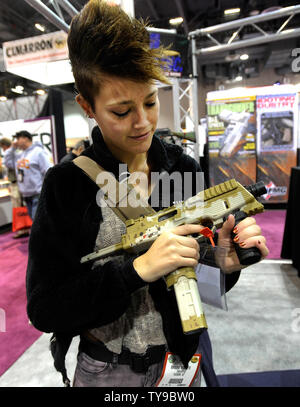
[60,139,86,163]
[0,137,30,237]
[3,130,52,220]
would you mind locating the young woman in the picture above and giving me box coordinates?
[26,0,268,387]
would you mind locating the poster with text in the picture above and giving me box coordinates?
[0,116,57,164]
[206,96,256,187]
[256,92,297,203]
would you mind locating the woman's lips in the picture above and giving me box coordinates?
[130,132,151,141]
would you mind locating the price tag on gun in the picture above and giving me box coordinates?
[156,352,201,387]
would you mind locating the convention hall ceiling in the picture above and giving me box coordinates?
[0,0,299,97]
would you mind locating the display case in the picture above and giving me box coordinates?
[0,180,12,226]
[0,180,10,198]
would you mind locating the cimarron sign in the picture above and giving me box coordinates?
[3,31,68,69]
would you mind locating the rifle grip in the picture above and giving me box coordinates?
[232,211,262,266]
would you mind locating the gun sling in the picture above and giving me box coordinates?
[73,155,168,368]
[73,155,156,222]
[73,155,219,383]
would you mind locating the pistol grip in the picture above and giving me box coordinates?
[232,211,262,266]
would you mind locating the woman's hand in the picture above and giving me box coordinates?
[133,224,203,283]
[217,214,269,273]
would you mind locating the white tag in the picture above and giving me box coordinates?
[156,352,201,387]
[196,263,228,310]
[17,169,24,183]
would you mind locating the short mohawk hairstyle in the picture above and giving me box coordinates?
[67,0,171,110]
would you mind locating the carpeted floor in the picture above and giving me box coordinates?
[254,210,286,259]
[0,232,42,377]
[0,209,288,379]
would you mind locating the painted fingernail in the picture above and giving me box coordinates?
[239,241,246,247]
[233,227,238,234]
[258,240,261,244]
[233,235,239,243]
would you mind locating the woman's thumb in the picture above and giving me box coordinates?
[219,214,235,238]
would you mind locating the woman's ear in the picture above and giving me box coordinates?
[75,94,94,118]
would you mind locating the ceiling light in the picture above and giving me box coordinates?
[0,96,7,102]
[240,54,249,60]
[36,89,46,95]
[35,23,45,32]
[224,8,240,15]
[11,85,24,94]
[169,17,183,25]
[11,87,24,94]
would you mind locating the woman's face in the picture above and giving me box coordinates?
[77,76,160,162]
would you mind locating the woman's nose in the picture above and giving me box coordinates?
[133,108,150,129]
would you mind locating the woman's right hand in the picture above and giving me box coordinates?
[133,224,204,283]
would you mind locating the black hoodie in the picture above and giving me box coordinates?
[26,127,240,383]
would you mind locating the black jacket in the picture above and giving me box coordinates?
[26,128,240,381]
[59,151,77,163]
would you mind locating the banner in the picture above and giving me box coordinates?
[3,31,68,69]
[256,92,298,203]
[0,116,57,164]
[207,96,257,186]
[2,32,72,86]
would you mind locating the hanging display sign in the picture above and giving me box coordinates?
[2,31,72,86]
[206,96,257,187]
[3,31,68,69]
[149,31,191,78]
[256,91,298,203]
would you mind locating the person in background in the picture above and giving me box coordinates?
[3,130,52,220]
[0,137,30,238]
[60,139,86,163]
[0,138,13,179]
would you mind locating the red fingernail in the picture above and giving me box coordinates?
[239,242,246,247]
[233,236,239,243]
[258,240,261,244]
[233,227,238,234]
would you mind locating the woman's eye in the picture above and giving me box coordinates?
[146,102,156,107]
[112,110,130,117]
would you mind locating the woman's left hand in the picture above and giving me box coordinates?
[216,214,269,273]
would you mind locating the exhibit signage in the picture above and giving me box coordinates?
[256,91,298,203]
[206,85,298,204]
[206,95,257,187]
[0,116,57,164]
[149,32,191,78]
[3,31,68,69]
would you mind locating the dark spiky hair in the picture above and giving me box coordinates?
[67,0,171,110]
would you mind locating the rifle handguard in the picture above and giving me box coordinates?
[164,267,197,289]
